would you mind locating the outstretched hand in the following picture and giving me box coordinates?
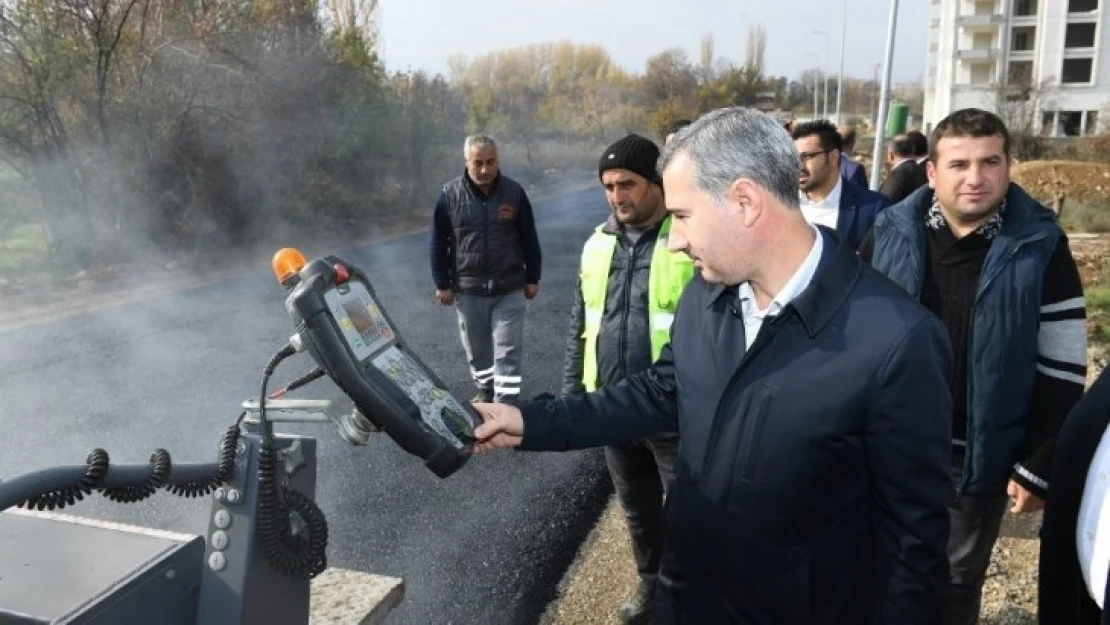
[471,402,525,454]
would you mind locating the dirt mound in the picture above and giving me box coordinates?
[1012,160,1110,207]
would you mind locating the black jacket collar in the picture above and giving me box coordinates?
[707,226,860,338]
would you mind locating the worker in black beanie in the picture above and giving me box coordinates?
[568,133,695,623]
[599,133,664,185]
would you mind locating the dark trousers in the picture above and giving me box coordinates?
[945,450,1009,625]
[605,433,679,592]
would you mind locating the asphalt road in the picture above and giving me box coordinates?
[0,182,614,624]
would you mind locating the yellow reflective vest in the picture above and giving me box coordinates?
[580,215,695,392]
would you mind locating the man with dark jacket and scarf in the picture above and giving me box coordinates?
[471,107,954,624]
[861,108,1088,625]
[562,134,694,623]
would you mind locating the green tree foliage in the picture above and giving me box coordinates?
[0,15,885,274]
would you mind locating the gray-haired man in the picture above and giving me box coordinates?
[471,108,953,624]
[430,135,543,404]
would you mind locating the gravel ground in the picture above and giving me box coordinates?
[544,499,1041,625]
[545,352,1109,625]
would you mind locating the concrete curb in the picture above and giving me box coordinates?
[310,568,404,625]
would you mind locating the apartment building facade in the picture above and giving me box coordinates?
[923,0,1107,138]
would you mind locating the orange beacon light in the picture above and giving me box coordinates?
[272,248,308,286]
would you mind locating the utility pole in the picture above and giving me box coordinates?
[869,0,899,192]
[869,64,880,128]
[815,30,830,119]
[835,0,847,124]
[813,70,820,119]
[808,52,820,120]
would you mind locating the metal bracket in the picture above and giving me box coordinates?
[241,398,337,425]
[240,398,379,447]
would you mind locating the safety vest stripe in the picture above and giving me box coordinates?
[651,312,675,332]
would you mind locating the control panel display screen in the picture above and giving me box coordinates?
[324,283,395,362]
[323,280,477,449]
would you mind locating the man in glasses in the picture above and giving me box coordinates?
[793,120,890,249]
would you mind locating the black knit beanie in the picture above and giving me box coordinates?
[598,134,662,185]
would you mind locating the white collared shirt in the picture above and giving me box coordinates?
[736,225,824,350]
[799,177,842,231]
[1078,425,1110,607]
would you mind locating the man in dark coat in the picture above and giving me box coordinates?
[879,134,929,204]
[472,107,954,624]
[1040,369,1110,625]
[838,123,869,187]
[793,120,891,249]
[862,108,1088,625]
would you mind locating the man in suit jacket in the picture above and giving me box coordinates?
[908,130,929,165]
[880,134,929,204]
[838,123,869,187]
[794,120,891,248]
[1040,369,1110,625]
[472,106,954,624]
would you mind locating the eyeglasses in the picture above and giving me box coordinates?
[798,149,833,163]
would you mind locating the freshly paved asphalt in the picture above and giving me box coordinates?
[0,181,615,624]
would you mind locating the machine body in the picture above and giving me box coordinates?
[0,248,471,623]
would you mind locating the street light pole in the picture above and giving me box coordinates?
[869,0,900,191]
[813,69,820,119]
[814,30,830,118]
[807,52,819,119]
[835,0,847,124]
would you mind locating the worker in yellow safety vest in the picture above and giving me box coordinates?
[560,134,695,625]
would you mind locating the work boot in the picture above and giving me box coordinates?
[618,582,655,624]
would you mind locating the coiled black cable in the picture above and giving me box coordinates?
[16,424,241,509]
[102,449,171,503]
[255,438,329,578]
[14,343,329,579]
[165,424,241,498]
[21,449,110,511]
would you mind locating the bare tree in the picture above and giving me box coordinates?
[642,48,697,104]
[744,24,766,81]
[698,34,715,85]
[326,0,379,50]
[993,75,1053,162]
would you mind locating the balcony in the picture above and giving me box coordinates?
[957,48,999,60]
[958,14,1006,28]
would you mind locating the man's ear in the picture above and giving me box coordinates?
[729,179,762,228]
[926,160,937,189]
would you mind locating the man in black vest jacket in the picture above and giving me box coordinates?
[429,134,542,404]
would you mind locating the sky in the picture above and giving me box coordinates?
[377,0,930,85]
